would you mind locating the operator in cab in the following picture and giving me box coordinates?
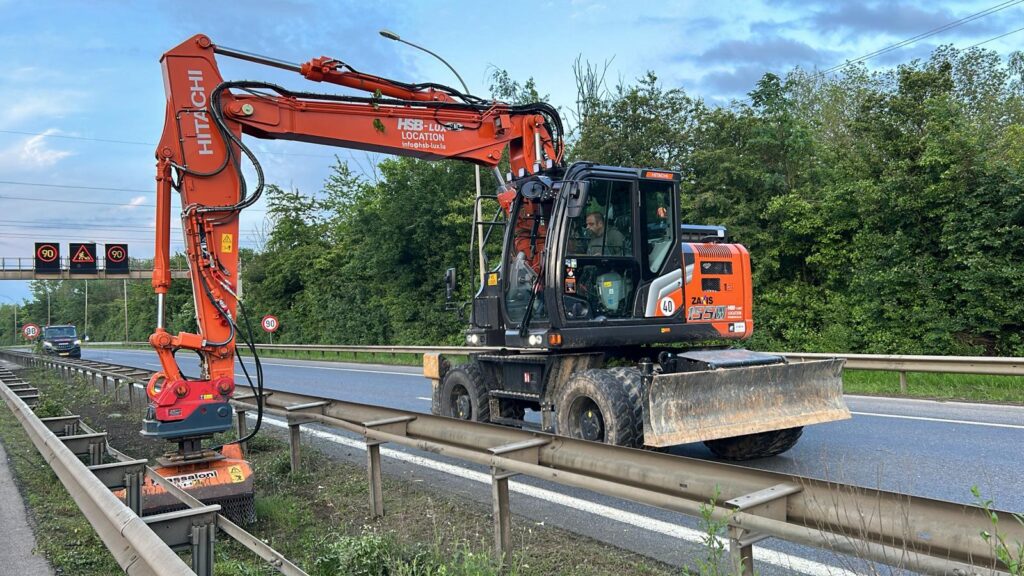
[585,211,626,256]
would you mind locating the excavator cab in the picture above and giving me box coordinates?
[470,163,735,349]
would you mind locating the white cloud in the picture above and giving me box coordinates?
[0,130,74,171]
[0,91,83,128]
[122,196,148,209]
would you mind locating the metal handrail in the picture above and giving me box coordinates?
[85,342,1024,377]
[7,351,1021,575]
[0,369,194,575]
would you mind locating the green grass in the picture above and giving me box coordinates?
[843,370,1024,404]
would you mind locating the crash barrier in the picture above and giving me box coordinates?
[87,342,1024,380]
[3,351,1021,575]
[0,354,309,576]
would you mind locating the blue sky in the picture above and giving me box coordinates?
[1,0,1021,304]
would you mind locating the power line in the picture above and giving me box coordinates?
[0,180,151,194]
[0,194,269,212]
[968,24,1024,47]
[0,129,343,160]
[0,220,266,236]
[0,129,149,146]
[822,0,1024,74]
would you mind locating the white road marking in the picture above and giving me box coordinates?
[258,361,418,377]
[416,396,431,401]
[94,349,419,377]
[852,411,1024,430]
[258,416,855,576]
[846,394,1024,411]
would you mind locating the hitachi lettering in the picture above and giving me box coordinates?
[186,69,214,155]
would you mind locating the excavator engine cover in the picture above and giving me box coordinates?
[643,351,849,447]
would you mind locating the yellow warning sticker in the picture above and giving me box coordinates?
[221,233,233,253]
[487,273,498,286]
[228,465,245,483]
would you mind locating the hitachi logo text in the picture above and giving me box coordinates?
[186,69,214,155]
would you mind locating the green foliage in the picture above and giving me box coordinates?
[684,488,745,576]
[971,486,1024,574]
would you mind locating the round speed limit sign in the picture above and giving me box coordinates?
[22,323,40,340]
[261,315,280,333]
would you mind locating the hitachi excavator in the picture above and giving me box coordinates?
[144,33,849,517]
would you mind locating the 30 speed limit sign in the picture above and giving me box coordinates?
[261,315,280,333]
[22,323,40,340]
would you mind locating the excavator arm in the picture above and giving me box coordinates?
[146,34,562,443]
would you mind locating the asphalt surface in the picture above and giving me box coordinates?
[82,348,1024,574]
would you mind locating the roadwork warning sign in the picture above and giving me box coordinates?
[70,243,97,274]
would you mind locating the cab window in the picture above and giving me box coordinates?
[562,178,639,321]
[639,180,676,274]
[567,179,633,257]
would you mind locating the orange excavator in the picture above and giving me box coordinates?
[144,34,849,517]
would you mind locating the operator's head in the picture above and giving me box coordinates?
[585,212,605,236]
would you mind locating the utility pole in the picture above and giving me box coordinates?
[123,279,129,342]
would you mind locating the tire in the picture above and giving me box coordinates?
[438,363,491,422]
[703,427,804,460]
[554,369,643,448]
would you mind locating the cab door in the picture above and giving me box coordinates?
[559,176,642,322]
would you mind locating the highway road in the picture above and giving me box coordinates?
[83,347,1024,575]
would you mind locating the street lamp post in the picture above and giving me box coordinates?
[379,29,487,288]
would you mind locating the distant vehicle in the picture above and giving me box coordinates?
[42,325,80,359]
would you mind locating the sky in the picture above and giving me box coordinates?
[1,0,1022,305]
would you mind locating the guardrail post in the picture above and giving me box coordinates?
[486,438,550,562]
[491,467,512,559]
[725,483,802,576]
[143,505,220,576]
[289,420,302,474]
[88,459,147,516]
[367,441,384,517]
[192,520,215,576]
[284,400,330,474]
[235,408,248,458]
[899,371,907,394]
[40,415,80,436]
[361,416,416,518]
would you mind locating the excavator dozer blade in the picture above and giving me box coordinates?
[643,358,850,447]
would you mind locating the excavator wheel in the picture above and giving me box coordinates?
[702,427,804,460]
[438,363,491,422]
[555,369,643,448]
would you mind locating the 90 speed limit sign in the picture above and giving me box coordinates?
[261,315,280,333]
[22,323,40,340]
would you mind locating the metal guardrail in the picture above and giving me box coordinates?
[0,354,310,576]
[89,342,1024,378]
[8,351,1022,576]
[0,365,195,575]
